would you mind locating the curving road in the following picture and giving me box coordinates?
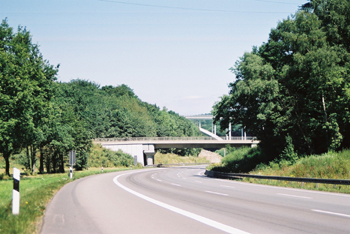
[41,166,350,234]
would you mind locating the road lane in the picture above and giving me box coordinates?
[41,166,350,234]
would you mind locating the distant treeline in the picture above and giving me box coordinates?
[0,19,199,175]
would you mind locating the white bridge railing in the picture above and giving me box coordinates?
[94,136,258,142]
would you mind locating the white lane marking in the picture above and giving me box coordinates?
[171,183,181,187]
[215,178,350,198]
[156,179,162,182]
[312,209,350,218]
[113,173,249,234]
[182,178,187,180]
[277,193,312,199]
[205,191,228,196]
[220,185,235,189]
[195,181,202,184]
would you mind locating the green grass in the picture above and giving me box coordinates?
[0,167,130,234]
[155,152,209,164]
[208,148,350,194]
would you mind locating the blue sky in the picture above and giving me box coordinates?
[1,0,306,115]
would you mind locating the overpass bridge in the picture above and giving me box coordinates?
[94,137,259,166]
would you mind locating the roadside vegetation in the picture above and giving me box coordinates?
[208,147,350,193]
[0,167,129,234]
[155,151,209,165]
[0,18,200,176]
[213,0,350,168]
[210,0,350,192]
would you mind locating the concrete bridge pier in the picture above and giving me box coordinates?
[143,144,155,166]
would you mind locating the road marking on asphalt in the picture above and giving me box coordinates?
[205,191,228,196]
[114,173,250,234]
[156,179,162,182]
[195,181,202,183]
[223,179,350,198]
[277,193,312,199]
[312,209,350,218]
[220,185,235,189]
[171,183,181,187]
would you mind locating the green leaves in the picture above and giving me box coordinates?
[0,19,58,175]
[214,0,350,161]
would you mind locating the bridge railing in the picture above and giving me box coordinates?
[94,136,258,142]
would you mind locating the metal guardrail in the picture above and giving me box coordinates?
[94,136,258,142]
[205,170,350,185]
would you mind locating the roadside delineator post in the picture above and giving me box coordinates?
[12,168,20,215]
[69,167,73,179]
[101,167,103,173]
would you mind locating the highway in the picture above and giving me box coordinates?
[41,166,350,234]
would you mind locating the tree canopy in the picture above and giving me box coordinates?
[213,0,350,161]
[0,19,200,175]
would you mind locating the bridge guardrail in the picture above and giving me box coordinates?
[94,136,258,142]
[205,170,350,186]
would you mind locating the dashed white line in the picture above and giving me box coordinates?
[312,209,350,218]
[277,193,312,199]
[205,191,228,196]
[195,181,202,184]
[171,183,181,187]
[220,185,235,189]
[113,173,249,234]
[156,179,162,182]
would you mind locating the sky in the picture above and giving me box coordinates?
[1,0,306,116]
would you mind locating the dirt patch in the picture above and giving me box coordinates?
[198,149,222,163]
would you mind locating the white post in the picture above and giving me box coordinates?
[101,167,103,173]
[214,125,216,135]
[70,167,73,179]
[12,168,20,215]
[241,128,244,140]
[229,122,231,140]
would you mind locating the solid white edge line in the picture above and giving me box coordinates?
[312,209,350,218]
[113,173,250,234]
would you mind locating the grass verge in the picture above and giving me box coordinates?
[208,148,350,194]
[155,152,209,164]
[0,167,129,234]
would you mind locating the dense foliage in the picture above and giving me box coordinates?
[0,19,200,175]
[56,80,200,139]
[213,0,350,164]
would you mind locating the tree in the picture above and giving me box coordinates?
[213,0,350,160]
[0,19,58,175]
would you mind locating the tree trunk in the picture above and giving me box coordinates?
[52,151,57,173]
[59,152,65,173]
[39,147,44,174]
[4,151,11,176]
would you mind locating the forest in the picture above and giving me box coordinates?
[213,0,350,165]
[0,19,200,176]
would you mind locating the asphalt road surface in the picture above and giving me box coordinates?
[41,166,350,234]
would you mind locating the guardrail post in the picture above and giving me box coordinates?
[316,183,319,189]
[301,182,304,187]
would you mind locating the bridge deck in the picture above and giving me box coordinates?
[94,137,259,149]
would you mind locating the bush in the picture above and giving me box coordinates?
[88,144,133,167]
[210,146,265,173]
